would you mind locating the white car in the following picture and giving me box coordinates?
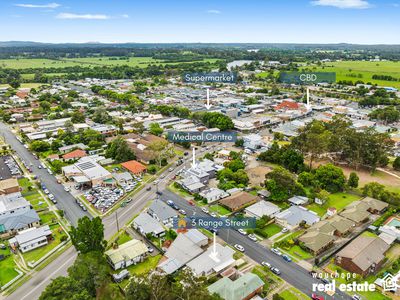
[234,244,245,252]
[64,186,70,192]
[281,227,289,233]
[47,169,53,175]
[48,194,55,200]
[210,212,217,218]
[43,189,50,194]
[201,207,209,214]
[261,261,271,268]
[271,248,282,256]
[248,234,257,242]
[238,229,247,235]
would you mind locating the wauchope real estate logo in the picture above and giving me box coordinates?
[310,271,391,296]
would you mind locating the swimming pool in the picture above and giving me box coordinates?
[385,216,400,228]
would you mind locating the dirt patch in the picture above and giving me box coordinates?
[246,165,272,186]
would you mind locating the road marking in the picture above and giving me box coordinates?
[20,253,76,300]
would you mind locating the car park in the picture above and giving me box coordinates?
[234,244,245,252]
[84,186,125,212]
[270,267,281,275]
[3,156,22,176]
[271,248,282,256]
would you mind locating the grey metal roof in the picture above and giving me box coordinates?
[0,209,40,231]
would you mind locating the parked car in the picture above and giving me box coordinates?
[146,186,151,191]
[311,294,324,300]
[156,191,163,196]
[168,167,174,172]
[64,186,70,192]
[238,228,247,235]
[147,247,154,253]
[166,200,174,206]
[172,204,179,210]
[282,254,292,262]
[261,261,271,268]
[179,209,186,215]
[352,295,361,300]
[234,244,245,252]
[248,234,257,242]
[201,207,209,214]
[210,212,217,218]
[270,267,281,275]
[281,227,289,233]
[271,248,282,256]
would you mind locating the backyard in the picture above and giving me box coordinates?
[0,246,19,287]
[307,192,362,217]
[209,204,231,216]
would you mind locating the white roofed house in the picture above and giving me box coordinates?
[275,206,320,230]
[199,188,229,204]
[105,239,148,270]
[147,200,178,226]
[245,200,280,219]
[9,225,52,253]
[133,212,165,237]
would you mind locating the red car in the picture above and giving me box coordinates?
[188,200,195,206]
[311,294,324,300]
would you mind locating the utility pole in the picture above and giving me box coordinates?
[115,210,120,232]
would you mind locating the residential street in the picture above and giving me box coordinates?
[0,122,89,226]
[160,189,352,300]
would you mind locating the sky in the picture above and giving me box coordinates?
[0,0,399,44]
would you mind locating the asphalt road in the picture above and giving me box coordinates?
[0,122,90,226]
[160,189,352,300]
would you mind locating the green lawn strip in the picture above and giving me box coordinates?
[168,182,192,199]
[0,247,20,286]
[116,232,133,245]
[209,204,230,216]
[280,287,308,300]
[261,223,282,237]
[104,163,123,172]
[22,224,66,265]
[38,211,58,225]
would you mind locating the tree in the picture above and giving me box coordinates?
[234,138,244,147]
[71,111,85,123]
[280,148,304,173]
[147,140,174,167]
[393,157,400,171]
[149,123,164,136]
[265,167,305,201]
[30,140,50,152]
[125,275,151,300]
[348,172,359,188]
[293,120,331,168]
[106,136,136,162]
[92,108,110,124]
[40,101,51,111]
[224,159,245,172]
[38,277,92,300]
[314,164,346,193]
[69,216,107,254]
[68,252,109,297]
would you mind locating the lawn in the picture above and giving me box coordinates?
[260,223,282,238]
[0,247,19,287]
[126,254,161,276]
[116,232,132,246]
[274,230,313,260]
[38,211,58,225]
[280,287,308,300]
[209,204,231,216]
[22,224,66,265]
[307,192,362,216]
[311,60,400,88]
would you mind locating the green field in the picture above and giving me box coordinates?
[260,223,282,237]
[307,192,362,217]
[0,247,19,286]
[0,57,219,69]
[311,60,400,88]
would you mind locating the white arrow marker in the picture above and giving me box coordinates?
[209,231,220,262]
[306,86,311,110]
[205,88,212,110]
[191,147,197,169]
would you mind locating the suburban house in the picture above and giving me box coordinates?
[147,200,177,226]
[275,206,320,230]
[105,239,148,270]
[219,192,259,212]
[177,176,206,194]
[58,143,89,154]
[62,156,112,187]
[121,160,147,176]
[9,225,52,253]
[207,273,264,300]
[133,212,165,237]
[335,236,390,277]
[61,149,87,162]
[186,244,235,277]
[244,200,280,219]
[339,203,371,224]
[298,216,354,255]
[158,229,208,274]
[288,195,309,206]
[361,197,389,214]
[0,178,20,195]
[199,188,229,204]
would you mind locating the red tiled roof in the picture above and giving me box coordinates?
[62,149,87,160]
[121,160,147,174]
[275,101,300,110]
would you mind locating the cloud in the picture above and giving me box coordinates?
[121,14,129,18]
[56,13,110,20]
[15,2,60,9]
[207,9,221,14]
[311,0,371,9]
